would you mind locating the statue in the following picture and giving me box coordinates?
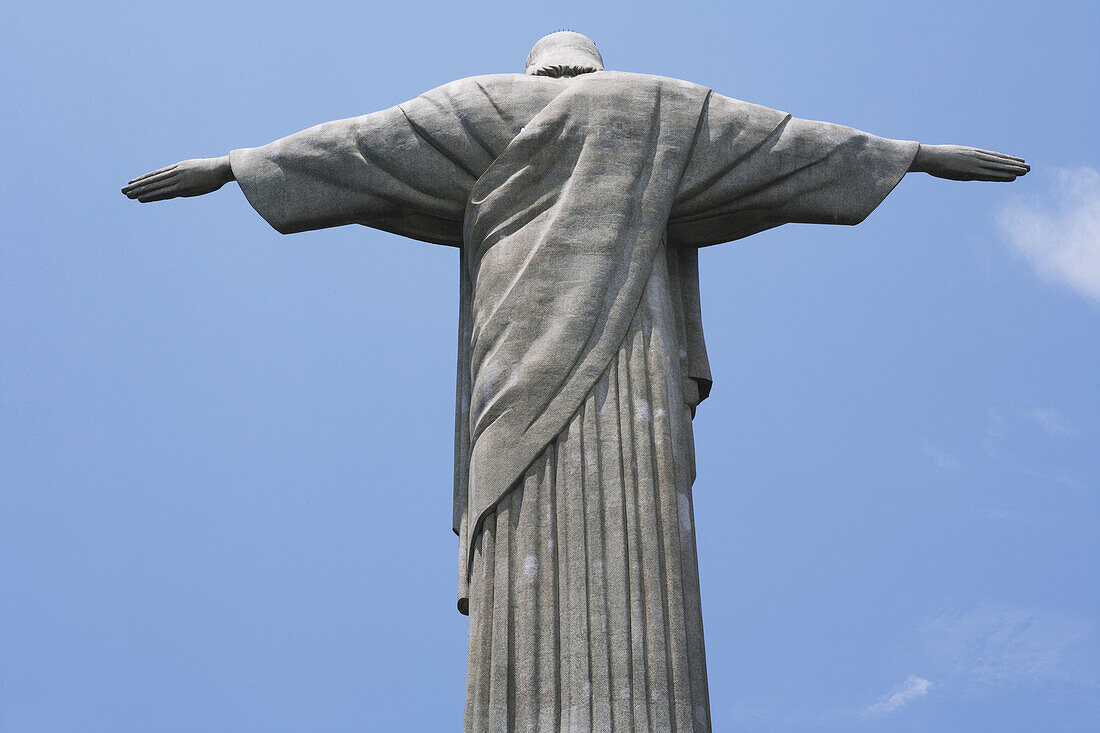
[123,31,1028,732]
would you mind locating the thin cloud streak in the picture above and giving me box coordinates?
[1027,408,1074,437]
[924,605,1093,688]
[998,167,1100,304]
[918,441,961,471]
[981,406,1086,493]
[860,675,933,716]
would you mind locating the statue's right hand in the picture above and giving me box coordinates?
[910,144,1029,182]
[122,156,234,202]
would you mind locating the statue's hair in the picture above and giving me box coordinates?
[529,63,601,78]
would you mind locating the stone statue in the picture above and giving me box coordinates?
[123,31,1028,732]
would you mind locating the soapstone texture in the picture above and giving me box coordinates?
[123,31,1029,733]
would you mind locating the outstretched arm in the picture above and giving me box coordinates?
[122,156,234,202]
[118,100,483,243]
[909,144,1029,181]
[669,92,1032,247]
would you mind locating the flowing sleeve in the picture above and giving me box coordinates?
[668,92,919,247]
[228,90,487,246]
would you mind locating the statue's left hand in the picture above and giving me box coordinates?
[122,156,234,202]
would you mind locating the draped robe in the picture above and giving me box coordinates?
[229,70,918,731]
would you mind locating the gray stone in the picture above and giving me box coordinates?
[122,31,1028,732]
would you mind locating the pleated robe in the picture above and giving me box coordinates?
[228,70,918,732]
[463,242,712,732]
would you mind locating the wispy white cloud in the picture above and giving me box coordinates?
[1027,407,1075,437]
[918,442,961,471]
[980,406,1086,493]
[860,675,933,716]
[833,604,1095,724]
[923,605,1092,687]
[998,167,1100,304]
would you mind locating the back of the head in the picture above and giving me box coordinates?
[524,31,604,78]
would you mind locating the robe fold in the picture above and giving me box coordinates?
[229,70,917,731]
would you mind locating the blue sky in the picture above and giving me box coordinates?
[1,1,1097,731]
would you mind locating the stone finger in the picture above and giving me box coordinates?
[123,169,178,193]
[128,163,178,185]
[973,148,1026,163]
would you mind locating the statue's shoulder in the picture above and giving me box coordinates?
[399,74,573,133]
[420,73,569,99]
[406,72,713,122]
[407,74,573,119]
[569,70,711,98]
[419,72,712,101]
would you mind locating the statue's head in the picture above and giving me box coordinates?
[524,31,604,78]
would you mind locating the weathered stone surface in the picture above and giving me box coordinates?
[122,30,1028,732]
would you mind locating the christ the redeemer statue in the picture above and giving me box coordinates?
[124,32,1027,733]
